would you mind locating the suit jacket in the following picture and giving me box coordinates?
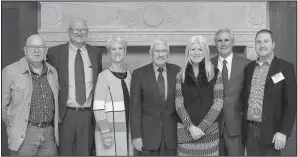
[211,54,251,136]
[47,42,102,121]
[130,63,180,150]
[242,56,296,144]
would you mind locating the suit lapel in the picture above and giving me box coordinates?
[86,45,98,91]
[60,43,69,92]
[211,56,219,68]
[226,55,240,90]
[163,63,175,109]
[261,57,278,121]
[264,57,279,89]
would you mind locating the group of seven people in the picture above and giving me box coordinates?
[2,18,296,156]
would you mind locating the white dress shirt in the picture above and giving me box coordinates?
[217,53,233,80]
[67,42,93,108]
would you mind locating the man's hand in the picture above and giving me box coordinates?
[189,125,205,140]
[272,132,287,150]
[103,137,113,148]
[132,138,143,151]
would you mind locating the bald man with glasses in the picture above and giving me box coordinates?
[2,34,59,156]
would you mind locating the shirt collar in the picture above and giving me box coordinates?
[69,42,86,54]
[153,63,167,73]
[256,52,274,66]
[218,52,233,65]
[28,61,48,76]
[20,57,54,74]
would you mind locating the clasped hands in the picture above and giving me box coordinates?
[132,129,285,151]
[189,125,205,140]
[132,125,204,151]
[103,137,113,149]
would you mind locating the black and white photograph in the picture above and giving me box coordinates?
[1,0,297,156]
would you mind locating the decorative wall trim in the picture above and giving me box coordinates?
[246,3,267,28]
[40,4,61,28]
[39,28,260,46]
[38,2,269,60]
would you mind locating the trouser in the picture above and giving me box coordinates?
[221,124,245,156]
[58,108,93,156]
[246,123,281,156]
[137,129,176,156]
[11,125,57,156]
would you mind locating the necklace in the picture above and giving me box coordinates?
[108,68,126,80]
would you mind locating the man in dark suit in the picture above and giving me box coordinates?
[211,28,250,156]
[242,29,296,156]
[47,18,102,155]
[130,39,180,156]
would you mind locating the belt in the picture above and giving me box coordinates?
[28,121,53,128]
[247,120,261,125]
[67,106,91,111]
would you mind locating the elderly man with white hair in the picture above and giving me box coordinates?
[130,39,180,156]
[47,18,102,155]
[211,28,251,156]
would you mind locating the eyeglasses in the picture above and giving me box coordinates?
[26,45,48,51]
[69,28,88,34]
[153,49,169,54]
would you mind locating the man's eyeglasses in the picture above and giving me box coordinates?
[26,46,48,51]
[69,28,88,34]
[153,49,169,54]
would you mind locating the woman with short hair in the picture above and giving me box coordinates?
[93,37,133,156]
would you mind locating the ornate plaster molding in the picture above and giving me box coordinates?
[246,3,267,28]
[39,2,268,29]
[40,3,61,28]
[39,28,259,46]
[39,2,268,61]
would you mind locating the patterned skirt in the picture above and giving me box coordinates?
[177,122,219,156]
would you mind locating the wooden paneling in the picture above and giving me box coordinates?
[269,1,297,70]
[1,7,20,69]
[1,2,38,68]
[1,2,38,155]
[269,2,297,156]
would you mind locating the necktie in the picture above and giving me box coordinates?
[157,68,165,102]
[222,59,228,95]
[75,49,86,106]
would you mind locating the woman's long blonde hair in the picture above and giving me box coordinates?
[181,35,215,83]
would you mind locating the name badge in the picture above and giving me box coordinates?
[271,72,285,84]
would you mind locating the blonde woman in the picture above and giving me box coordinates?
[175,35,224,156]
[93,37,133,156]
